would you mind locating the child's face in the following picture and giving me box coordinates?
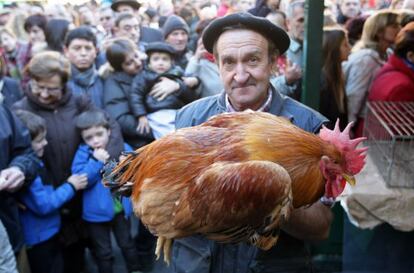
[0,32,17,53]
[81,126,111,150]
[32,131,48,158]
[148,52,172,74]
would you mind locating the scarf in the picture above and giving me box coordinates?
[71,65,98,88]
[204,52,215,63]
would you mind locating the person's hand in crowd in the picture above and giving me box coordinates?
[149,77,180,101]
[183,76,199,88]
[136,115,151,135]
[194,38,208,61]
[0,167,25,192]
[93,148,110,163]
[284,59,302,85]
[67,174,88,191]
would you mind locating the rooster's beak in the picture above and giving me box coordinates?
[342,173,356,186]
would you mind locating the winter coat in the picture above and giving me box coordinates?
[0,105,38,253]
[67,68,105,109]
[320,78,348,130]
[343,48,385,123]
[172,86,327,273]
[369,54,414,102]
[103,71,154,149]
[13,87,124,222]
[129,66,195,117]
[185,57,223,98]
[18,161,75,246]
[0,77,23,108]
[71,143,133,222]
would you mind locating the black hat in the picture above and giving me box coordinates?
[111,0,141,12]
[202,12,290,55]
[162,15,190,39]
[145,42,176,57]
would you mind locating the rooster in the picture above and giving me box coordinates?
[103,111,366,264]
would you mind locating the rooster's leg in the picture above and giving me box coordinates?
[163,238,173,265]
[155,236,165,261]
[155,236,174,266]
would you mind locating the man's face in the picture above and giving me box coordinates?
[287,5,305,43]
[340,0,361,19]
[99,9,114,33]
[216,29,273,111]
[64,38,97,71]
[165,29,188,52]
[148,52,172,74]
[115,17,140,42]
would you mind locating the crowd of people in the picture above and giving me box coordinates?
[0,0,414,273]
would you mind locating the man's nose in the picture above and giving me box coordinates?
[234,64,249,84]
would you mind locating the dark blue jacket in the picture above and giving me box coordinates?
[71,143,133,222]
[18,161,75,246]
[0,77,23,108]
[129,66,196,117]
[0,105,38,252]
[172,87,327,273]
[103,72,154,149]
[67,72,105,109]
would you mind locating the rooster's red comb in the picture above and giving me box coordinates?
[319,120,368,174]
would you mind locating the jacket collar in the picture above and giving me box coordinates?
[216,85,294,121]
[113,71,134,84]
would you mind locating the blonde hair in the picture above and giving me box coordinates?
[353,10,399,53]
[26,51,71,84]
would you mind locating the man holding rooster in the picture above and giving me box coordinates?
[172,12,333,273]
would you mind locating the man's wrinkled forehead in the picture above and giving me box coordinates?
[214,28,269,55]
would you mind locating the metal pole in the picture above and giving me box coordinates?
[302,0,324,110]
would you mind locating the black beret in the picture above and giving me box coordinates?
[202,12,290,55]
[111,0,141,12]
[145,42,176,57]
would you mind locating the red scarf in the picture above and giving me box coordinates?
[204,52,216,63]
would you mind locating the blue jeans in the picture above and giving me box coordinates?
[86,213,140,273]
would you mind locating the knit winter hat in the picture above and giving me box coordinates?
[162,15,190,39]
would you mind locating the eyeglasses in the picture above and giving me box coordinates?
[30,80,62,94]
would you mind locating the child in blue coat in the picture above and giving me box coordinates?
[71,109,140,273]
[15,110,87,273]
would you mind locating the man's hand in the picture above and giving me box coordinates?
[93,148,110,163]
[182,76,199,88]
[194,38,208,61]
[0,167,25,192]
[149,77,180,101]
[67,174,88,191]
[280,202,333,241]
[284,59,302,85]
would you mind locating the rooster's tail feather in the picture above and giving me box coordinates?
[102,150,141,197]
[250,228,280,250]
